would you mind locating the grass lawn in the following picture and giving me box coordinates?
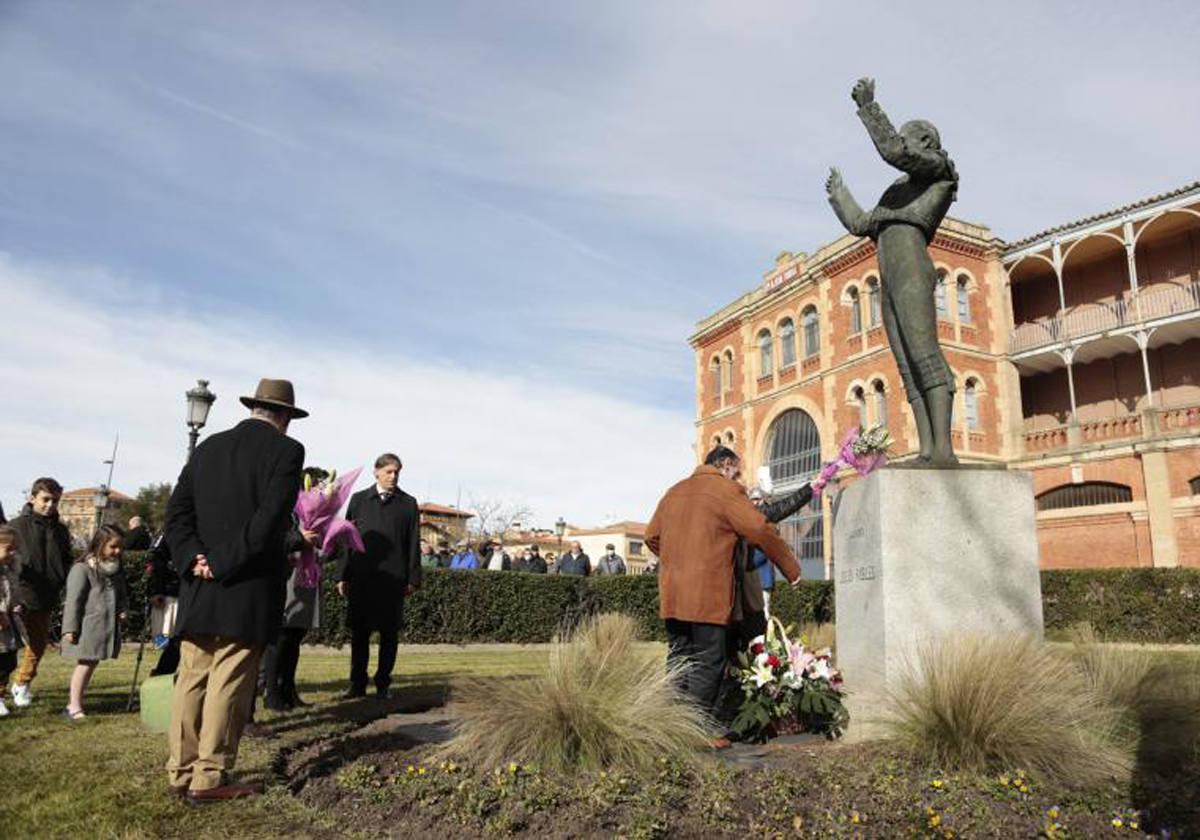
[3,639,1196,837]
[0,644,553,838]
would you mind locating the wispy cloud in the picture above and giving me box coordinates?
[0,254,695,524]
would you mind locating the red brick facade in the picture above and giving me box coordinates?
[694,185,1200,576]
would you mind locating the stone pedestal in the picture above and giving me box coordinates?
[833,467,1043,736]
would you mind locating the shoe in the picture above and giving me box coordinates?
[375,685,390,699]
[62,707,87,721]
[168,784,189,800]
[342,687,367,700]
[10,683,32,708]
[263,693,288,712]
[708,736,733,750]
[185,782,264,804]
[0,698,9,717]
[286,688,311,708]
[242,722,276,739]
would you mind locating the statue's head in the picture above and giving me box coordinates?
[900,119,941,151]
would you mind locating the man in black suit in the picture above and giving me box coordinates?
[164,378,307,803]
[336,452,421,699]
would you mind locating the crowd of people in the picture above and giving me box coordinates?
[419,538,642,576]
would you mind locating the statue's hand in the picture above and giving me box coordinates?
[825,167,844,196]
[851,77,875,107]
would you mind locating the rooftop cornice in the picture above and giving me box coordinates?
[1002,181,1200,256]
[691,216,999,344]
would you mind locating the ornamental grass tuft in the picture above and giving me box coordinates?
[437,613,711,774]
[884,634,1131,784]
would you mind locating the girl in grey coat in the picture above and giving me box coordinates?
[61,524,128,719]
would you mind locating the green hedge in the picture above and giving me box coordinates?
[311,571,835,645]
[1040,568,1200,644]
[50,556,1200,647]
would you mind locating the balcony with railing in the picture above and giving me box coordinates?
[1009,280,1200,356]
[1020,401,1200,454]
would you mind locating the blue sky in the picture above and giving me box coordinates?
[1,1,1197,524]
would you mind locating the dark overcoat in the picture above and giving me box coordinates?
[10,506,73,612]
[165,419,305,645]
[336,487,421,628]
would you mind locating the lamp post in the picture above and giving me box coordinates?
[93,484,110,533]
[555,516,566,552]
[185,379,216,460]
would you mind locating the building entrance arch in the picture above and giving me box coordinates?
[763,408,825,579]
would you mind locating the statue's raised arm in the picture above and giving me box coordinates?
[852,78,954,183]
[821,77,960,466]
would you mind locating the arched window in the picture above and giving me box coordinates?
[724,431,735,445]
[866,278,881,327]
[872,380,888,429]
[964,378,979,429]
[723,350,735,393]
[779,319,796,368]
[1036,482,1133,511]
[852,386,867,428]
[758,329,774,377]
[935,270,949,318]
[710,356,722,397]
[802,306,820,357]
[764,408,824,578]
[957,274,972,324]
[848,287,863,334]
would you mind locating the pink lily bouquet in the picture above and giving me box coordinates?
[292,467,365,590]
[731,617,848,742]
[811,424,894,497]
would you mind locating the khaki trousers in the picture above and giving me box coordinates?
[166,635,264,791]
[15,609,51,686]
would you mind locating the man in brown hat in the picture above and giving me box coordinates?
[163,378,307,802]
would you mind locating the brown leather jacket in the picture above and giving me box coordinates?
[647,466,800,625]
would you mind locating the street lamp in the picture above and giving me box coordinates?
[93,484,110,533]
[555,516,566,551]
[185,379,217,460]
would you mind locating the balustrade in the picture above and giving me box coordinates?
[1008,280,1199,355]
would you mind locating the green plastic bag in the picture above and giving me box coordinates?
[139,674,174,733]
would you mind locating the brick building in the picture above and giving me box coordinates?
[59,487,132,549]
[692,183,1200,577]
[418,503,474,547]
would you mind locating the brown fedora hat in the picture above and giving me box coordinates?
[239,378,309,418]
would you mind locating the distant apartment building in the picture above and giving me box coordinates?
[692,183,1200,577]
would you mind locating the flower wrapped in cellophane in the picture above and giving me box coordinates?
[811,424,894,497]
[731,616,848,742]
[293,467,364,589]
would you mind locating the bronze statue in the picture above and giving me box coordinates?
[826,78,959,466]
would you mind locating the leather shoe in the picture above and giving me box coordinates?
[185,782,264,804]
[168,785,188,800]
[375,685,390,699]
[342,687,367,700]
